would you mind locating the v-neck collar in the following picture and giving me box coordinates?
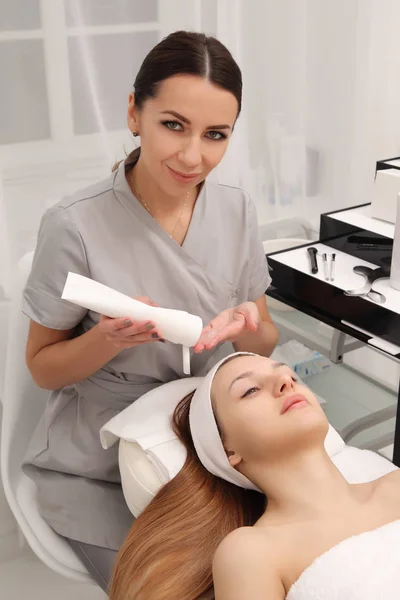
[112,158,206,251]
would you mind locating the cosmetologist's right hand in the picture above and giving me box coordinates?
[98,296,165,349]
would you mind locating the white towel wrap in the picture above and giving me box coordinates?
[287,519,400,599]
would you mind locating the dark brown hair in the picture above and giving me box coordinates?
[134,30,242,113]
[113,31,243,172]
[109,391,265,600]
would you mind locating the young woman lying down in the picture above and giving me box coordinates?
[110,352,400,600]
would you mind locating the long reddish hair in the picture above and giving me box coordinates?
[109,391,266,600]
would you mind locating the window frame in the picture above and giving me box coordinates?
[0,0,203,169]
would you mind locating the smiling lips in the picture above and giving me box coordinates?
[280,394,309,415]
[167,165,200,182]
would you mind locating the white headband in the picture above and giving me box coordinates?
[189,352,262,493]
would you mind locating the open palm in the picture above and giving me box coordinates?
[193,302,259,353]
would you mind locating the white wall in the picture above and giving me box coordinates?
[219,1,400,227]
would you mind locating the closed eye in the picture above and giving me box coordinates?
[241,386,260,398]
[241,375,297,399]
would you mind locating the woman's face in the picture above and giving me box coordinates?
[127,74,238,195]
[211,355,329,467]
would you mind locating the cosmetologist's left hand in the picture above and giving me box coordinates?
[193,302,260,353]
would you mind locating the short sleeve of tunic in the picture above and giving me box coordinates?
[245,196,271,301]
[23,205,90,330]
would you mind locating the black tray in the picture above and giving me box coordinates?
[266,248,400,352]
[319,203,393,268]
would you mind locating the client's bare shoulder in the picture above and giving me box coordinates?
[212,526,286,600]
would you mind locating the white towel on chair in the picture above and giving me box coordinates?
[286,519,400,599]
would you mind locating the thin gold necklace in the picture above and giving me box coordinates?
[130,175,189,240]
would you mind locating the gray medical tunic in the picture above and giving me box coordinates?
[22,159,271,550]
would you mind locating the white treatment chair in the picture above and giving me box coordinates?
[0,252,94,584]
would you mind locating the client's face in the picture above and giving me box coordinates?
[211,355,329,468]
